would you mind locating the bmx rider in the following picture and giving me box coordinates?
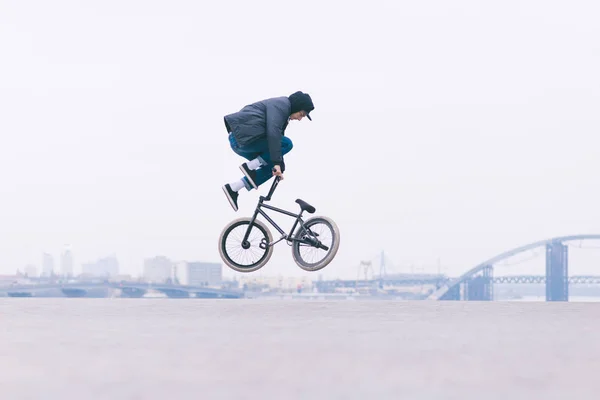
[222,91,315,211]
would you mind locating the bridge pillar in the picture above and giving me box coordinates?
[546,242,568,301]
[465,265,494,301]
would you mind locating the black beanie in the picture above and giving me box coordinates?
[288,91,314,119]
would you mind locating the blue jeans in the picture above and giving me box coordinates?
[229,133,293,190]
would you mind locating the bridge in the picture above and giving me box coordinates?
[428,234,600,301]
[0,281,244,299]
[313,274,600,290]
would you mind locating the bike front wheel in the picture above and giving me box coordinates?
[292,216,340,272]
[218,217,273,273]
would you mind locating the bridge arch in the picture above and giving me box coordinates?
[428,234,600,300]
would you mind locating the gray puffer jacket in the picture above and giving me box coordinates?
[223,96,291,167]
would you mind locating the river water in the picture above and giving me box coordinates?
[1,298,599,399]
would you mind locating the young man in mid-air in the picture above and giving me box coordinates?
[222,91,315,211]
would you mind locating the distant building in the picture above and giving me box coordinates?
[188,262,222,287]
[82,255,119,278]
[175,262,222,287]
[143,256,173,283]
[61,246,74,277]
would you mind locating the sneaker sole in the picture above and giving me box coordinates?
[222,186,238,211]
[239,164,258,189]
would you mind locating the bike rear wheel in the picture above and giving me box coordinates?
[292,216,340,271]
[218,217,273,272]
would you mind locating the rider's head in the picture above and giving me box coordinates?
[288,91,314,121]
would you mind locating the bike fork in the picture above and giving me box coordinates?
[241,207,261,249]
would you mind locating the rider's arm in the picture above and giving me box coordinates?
[264,101,288,170]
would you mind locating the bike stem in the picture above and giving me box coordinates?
[261,175,281,202]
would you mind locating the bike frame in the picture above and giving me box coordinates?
[241,176,318,248]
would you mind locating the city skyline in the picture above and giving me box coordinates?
[9,239,600,282]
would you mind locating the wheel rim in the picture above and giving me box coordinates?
[222,221,270,270]
[293,219,335,268]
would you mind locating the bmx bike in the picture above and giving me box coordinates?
[218,176,340,273]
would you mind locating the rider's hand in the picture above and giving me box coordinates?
[272,165,284,180]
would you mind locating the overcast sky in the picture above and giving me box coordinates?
[1,0,599,280]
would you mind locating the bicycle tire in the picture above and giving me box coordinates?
[218,217,274,273]
[292,216,340,271]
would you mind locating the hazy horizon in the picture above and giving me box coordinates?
[2,0,600,280]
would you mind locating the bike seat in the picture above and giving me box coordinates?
[295,199,315,214]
